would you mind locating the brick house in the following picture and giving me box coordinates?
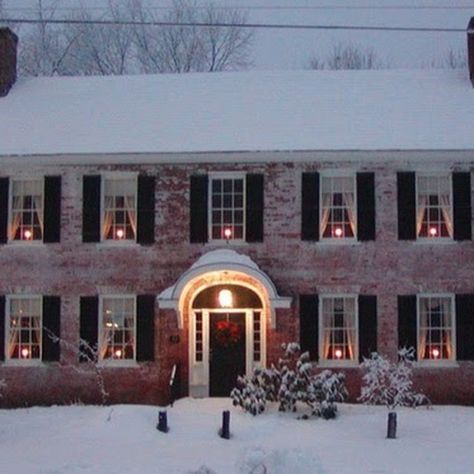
[0,23,473,406]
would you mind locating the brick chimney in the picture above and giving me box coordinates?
[468,18,474,87]
[0,27,18,97]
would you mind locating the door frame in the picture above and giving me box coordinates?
[189,308,266,397]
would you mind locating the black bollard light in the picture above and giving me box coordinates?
[219,410,230,439]
[157,410,169,433]
[387,411,397,439]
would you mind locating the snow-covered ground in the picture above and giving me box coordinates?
[0,398,473,473]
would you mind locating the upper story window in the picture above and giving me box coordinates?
[416,175,452,239]
[10,179,43,242]
[398,171,471,242]
[301,172,375,242]
[189,173,263,244]
[209,174,245,241]
[102,177,137,242]
[6,296,42,361]
[418,295,454,361]
[100,296,136,362]
[321,176,356,240]
[320,295,358,362]
[82,174,155,245]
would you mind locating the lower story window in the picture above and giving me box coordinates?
[418,295,454,361]
[100,296,136,361]
[7,296,42,360]
[320,296,357,361]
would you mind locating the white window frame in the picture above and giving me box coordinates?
[318,294,359,367]
[416,293,456,366]
[415,172,453,242]
[4,295,43,365]
[208,172,246,244]
[98,295,137,367]
[8,177,44,245]
[319,172,357,243]
[100,173,138,245]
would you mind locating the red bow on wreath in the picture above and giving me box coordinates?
[215,320,241,346]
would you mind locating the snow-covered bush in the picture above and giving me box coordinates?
[231,343,347,418]
[358,348,430,410]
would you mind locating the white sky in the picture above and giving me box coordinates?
[2,1,473,69]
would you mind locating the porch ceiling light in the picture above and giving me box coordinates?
[218,289,233,308]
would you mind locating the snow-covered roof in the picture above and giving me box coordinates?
[0,68,473,157]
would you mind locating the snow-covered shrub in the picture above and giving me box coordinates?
[0,378,6,398]
[358,348,430,410]
[231,343,347,418]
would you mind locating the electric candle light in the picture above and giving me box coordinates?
[335,349,343,359]
[114,349,122,358]
[429,227,438,237]
[224,228,232,239]
[432,348,440,358]
[24,229,32,240]
[334,227,343,237]
[21,348,29,358]
[116,229,124,239]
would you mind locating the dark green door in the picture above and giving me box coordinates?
[209,312,246,397]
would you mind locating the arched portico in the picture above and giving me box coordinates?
[158,250,291,397]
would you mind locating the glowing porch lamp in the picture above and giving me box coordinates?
[218,289,233,308]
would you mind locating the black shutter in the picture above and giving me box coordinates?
[357,172,376,241]
[456,294,474,361]
[82,175,101,243]
[43,176,61,243]
[42,296,61,362]
[398,295,417,357]
[301,172,319,241]
[358,295,377,361]
[137,175,155,245]
[299,294,319,360]
[190,175,208,243]
[0,178,8,244]
[397,172,416,240]
[246,174,264,242]
[136,294,155,362]
[79,296,99,362]
[0,296,5,361]
[453,172,472,241]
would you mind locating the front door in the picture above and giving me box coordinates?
[209,312,246,397]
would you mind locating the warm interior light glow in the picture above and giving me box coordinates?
[24,229,32,240]
[334,227,343,238]
[218,289,233,308]
[429,227,438,237]
[334,349,343,359]
[432,348,440,358]
[114,349,122,358]
[116,229,125,239]
[223,228,232,239]
[21,348,29,358]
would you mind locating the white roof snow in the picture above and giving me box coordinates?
[0,68,473,156]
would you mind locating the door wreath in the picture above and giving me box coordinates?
[214,320,242,347]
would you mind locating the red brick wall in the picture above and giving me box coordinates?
[0,159,473,406]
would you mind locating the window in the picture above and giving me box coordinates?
[6,296,42,361]
[100,296,136,362]
[102,177,137,241]
[416,175,452,239]
[320,296,358,362]
[320,175,356,240]
[418,295,454,361]
[209,174,245,241]
[10,179,43,242]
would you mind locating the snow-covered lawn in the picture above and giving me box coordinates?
[0,399,472,474]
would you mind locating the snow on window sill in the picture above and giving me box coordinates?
[7,240,45,247]
[3,360,45,367]
[98,360,139,369]
[318,360,360,369]
[415,360,459,369]
[96,241,140,248]
[205,239,249,248]
[414,238,455,245]
[318,239,360,246]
